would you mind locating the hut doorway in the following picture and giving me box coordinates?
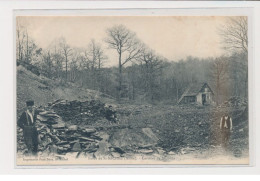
[202,94,206,105]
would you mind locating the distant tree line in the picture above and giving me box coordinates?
[16,17,248,104]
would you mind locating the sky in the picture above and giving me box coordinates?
[17,16,232,67]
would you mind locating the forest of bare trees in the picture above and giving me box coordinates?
[16,17,248,104]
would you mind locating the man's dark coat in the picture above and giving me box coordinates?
[18,110,39,152]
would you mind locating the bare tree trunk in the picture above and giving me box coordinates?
[216,74,220,105]
[17,29,21,62]
[65,55,68,82]
[48,52,52,77]
[26,29,29,63]
[245,69,248,98]
[132,83,135,100]
[98,57,101,69]
[17,27,25,62]
[118,51,122,100]
[176,81,179,103]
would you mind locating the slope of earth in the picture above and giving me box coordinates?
[16,65,115,116]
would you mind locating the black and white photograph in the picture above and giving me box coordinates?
[16,15,249,165]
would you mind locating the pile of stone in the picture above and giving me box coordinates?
[17,127,27,152]
[219,97,247,108]
[36,110,102,155]
[17,99,119,156]
[48,99,117,124]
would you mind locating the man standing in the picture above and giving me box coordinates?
[220,112,233,149]
[18,100,39,156]
[105,105,118,124]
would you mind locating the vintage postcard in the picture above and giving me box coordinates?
[16,14,249,165]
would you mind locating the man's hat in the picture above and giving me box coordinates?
[26,100,34,106]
